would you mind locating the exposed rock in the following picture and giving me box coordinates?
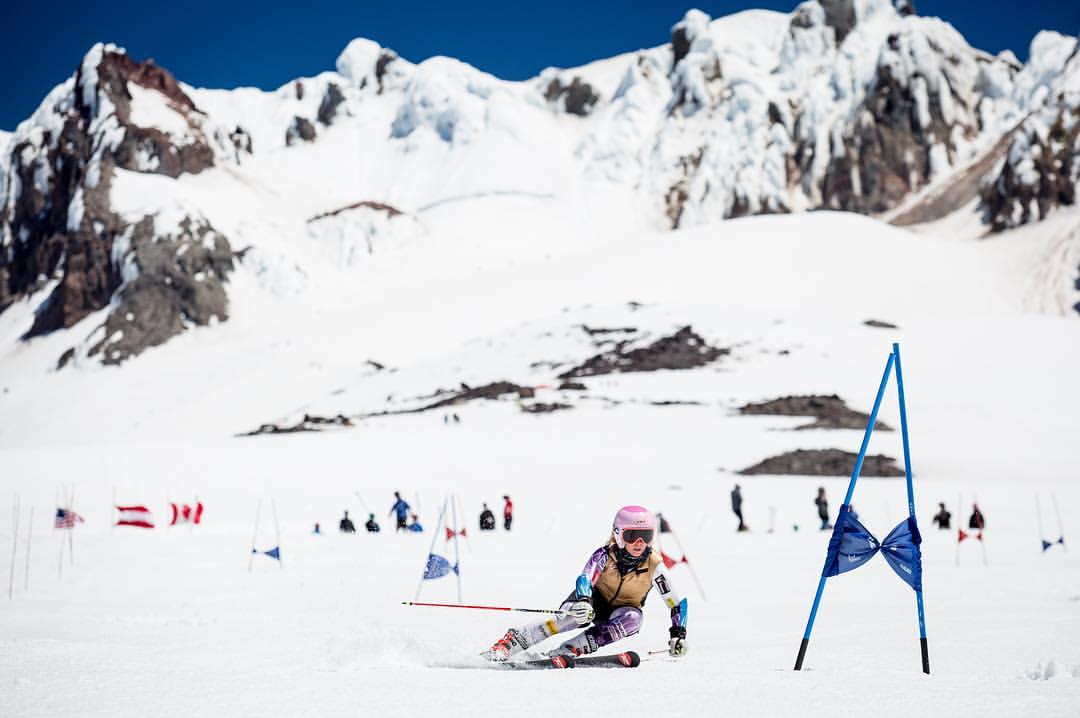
[317,83,345,125]
[558,326,728,379]
[818,0,856,45]
[558,381,587,391]
[87,215,234,365]
[240,413,353,437]
[863,319,898,328]
[894,0,916,16]
[286,116,317,146]
[980,103,1080,231]
[308,199,403,222]
[2,44,221,344]
[521,402,572,414]
[738,394,891,431]
[545,76,599,116]
[738,449,905,476]
[294,80,304,100]
[581,324,637,336]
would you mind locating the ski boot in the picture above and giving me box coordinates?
[548,631,597,660]
[483,628,530,662]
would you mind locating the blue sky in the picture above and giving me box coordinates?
[4,1,1078,130]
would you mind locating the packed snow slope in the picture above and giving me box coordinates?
[1,1,1079,715]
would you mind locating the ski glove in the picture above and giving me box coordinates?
[566,600,595,626]
[668,625,687,657]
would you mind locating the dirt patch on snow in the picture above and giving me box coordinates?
[738,395,891,431]
[558,326,727,379]
[738,449,904,477]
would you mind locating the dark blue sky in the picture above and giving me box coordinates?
[5,1,1078,130]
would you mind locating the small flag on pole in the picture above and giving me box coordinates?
[445,527,467,541]
[252,546,280,561]
[170,502,204,526]
[423,554,458,579]
[54,508,84,529]
[115,505,154,529]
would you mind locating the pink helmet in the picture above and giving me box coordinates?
[612,505,657,549]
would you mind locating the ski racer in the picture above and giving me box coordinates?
[484,505,687,661]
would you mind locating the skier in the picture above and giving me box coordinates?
[503,495,514,531]
[389,491,411,532]
[479,503,496,531]
[365,513,380,533]
[484,505,687,661]
[339,511,356,533]
[815,487,830,530]
[932,502,951,529]
[731,484,747,532]
[407,513,423,532]
[968,503,985,530]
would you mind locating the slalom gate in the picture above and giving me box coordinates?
[793,343,929,674]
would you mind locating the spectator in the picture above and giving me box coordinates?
[389,491,411,532]
[365,513,380,533]
[339,511,356,533]
[503,495,514,531]
[480,504,496,531]
[932,502,951,529]
[815,487,830,531]
[731,484,747,532]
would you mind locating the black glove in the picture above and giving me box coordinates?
[668,625,687,657]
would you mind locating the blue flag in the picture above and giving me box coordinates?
[823,506,923,592]
[252,546,281,561]
[823,506,880,577]
[423,554,455,579]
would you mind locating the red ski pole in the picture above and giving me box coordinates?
[402,601,566,616]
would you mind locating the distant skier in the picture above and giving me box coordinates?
[339,511,356,533]
[968,503,985,530]
[407,513,423,532]
[503,495,514,531]
[731,484,747,532]
[815,487,830,530]
[313,522,321,535]
[484,505,687,661]
[479,504,496,531]
[932,502,952,530]
[365,513,380,533]
[389,492,411,532]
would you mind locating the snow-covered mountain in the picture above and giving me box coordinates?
[0,0,1078,371]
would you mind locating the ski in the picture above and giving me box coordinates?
[497,651,640,670]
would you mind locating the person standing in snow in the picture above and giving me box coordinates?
[503,495,514,531]
[339,511,356,533]
[365,513,380,533]
[731,484,747,532]
[479,504,496,531]
[968,503,985,530]
[484,505,687,661]
[932,502,951,529]
[389,492,411,532]
[815,487,830,531]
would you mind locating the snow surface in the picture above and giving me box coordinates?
[2,199,1080,715]
[2,7,1080,716]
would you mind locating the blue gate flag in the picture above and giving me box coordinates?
[823,506,922,591]
[252,546,281,561]
[823,505,880,577]
[880,518,922,591]
[423,553,459,580]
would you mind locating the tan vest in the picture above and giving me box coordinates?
[594,544,661,608]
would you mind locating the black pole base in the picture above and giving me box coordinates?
[921,637,930,674]
[794,638,810,670]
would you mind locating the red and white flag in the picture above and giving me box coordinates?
[115,505,154,529]
[170,502,204,526]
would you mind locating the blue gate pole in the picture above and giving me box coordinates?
[794,350,896,670]
[893,342,930,674]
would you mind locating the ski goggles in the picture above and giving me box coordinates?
[621,528,654,545]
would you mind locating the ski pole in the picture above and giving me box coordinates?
[401,601,566,616]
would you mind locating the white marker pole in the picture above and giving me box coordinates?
[67,485,75,567]
[8,494,19,599]
[24,506,33,592]
[1052,492,1067,552]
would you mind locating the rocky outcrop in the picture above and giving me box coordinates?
[544,76,599,116]
[738,448,905,476]
[317,83,345,125]
[738,394,892,431]
[286,116,317,145]
[558,326,728,379]
[0,43,233,363]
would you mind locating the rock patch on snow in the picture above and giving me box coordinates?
[738,448,904,476]
[738,394,892,431]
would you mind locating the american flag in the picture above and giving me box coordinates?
[54,508,84,529]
